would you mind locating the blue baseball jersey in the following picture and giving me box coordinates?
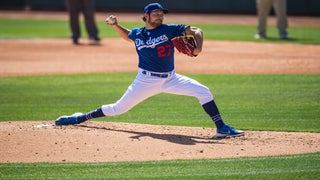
[128,24,188,72]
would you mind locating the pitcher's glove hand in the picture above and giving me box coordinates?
[171,36,197,57]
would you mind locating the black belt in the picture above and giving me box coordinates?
[142,71,172,78]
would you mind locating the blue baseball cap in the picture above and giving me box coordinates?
[143,3,168,14]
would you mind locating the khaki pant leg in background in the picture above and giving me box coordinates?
[256,0,273,36]
[273,0,288,37]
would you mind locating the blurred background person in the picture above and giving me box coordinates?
[65,0,100,45]
[255,0,288,39]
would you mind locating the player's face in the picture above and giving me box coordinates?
[147,10,164,28]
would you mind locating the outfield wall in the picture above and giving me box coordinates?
[1,0,319,16]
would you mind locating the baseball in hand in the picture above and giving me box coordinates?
[106,16,116,25]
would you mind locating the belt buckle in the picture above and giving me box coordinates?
[142,70,171,78]
[161,74,168,78]
[157,73,168,78]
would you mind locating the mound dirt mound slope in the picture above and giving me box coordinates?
[0,121,319,163]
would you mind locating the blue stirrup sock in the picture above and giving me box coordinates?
[78,107,105,123]
[202,100,225,129]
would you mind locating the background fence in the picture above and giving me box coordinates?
[1,0,320,15]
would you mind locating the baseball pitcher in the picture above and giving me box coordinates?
[55,3,244,138]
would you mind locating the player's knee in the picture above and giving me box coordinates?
[101,104,131,116]
[197,87,214,105]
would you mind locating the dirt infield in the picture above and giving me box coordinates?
[1,121,319,163]
[0,11,319,163]
[1,38,319,76]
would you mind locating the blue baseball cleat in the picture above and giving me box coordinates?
[55,112,83,126]
[216,124,244,138]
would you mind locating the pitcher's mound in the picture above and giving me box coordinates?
[0,121,319,163]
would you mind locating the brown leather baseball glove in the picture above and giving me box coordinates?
[171,36,197,57]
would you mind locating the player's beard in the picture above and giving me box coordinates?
[148,18,162,28]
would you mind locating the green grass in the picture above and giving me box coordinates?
[196,24,320,44]
[1,18,320,44]
[0,74,319,132]
[0,18,69,38]
[0,153,319,179]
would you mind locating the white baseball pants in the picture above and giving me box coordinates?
[101,69,214,116]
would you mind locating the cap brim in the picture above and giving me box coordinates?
[151,8,168,14]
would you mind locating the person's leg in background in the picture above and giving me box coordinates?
[273,0,288,39]
[66,0,81,44]
[82,0,100,44]
[256,0,273,39]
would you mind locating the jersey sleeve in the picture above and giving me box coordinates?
[128,28,139,41]
[170,24,190,38]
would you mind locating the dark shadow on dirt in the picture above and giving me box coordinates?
[78,124,225,145]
